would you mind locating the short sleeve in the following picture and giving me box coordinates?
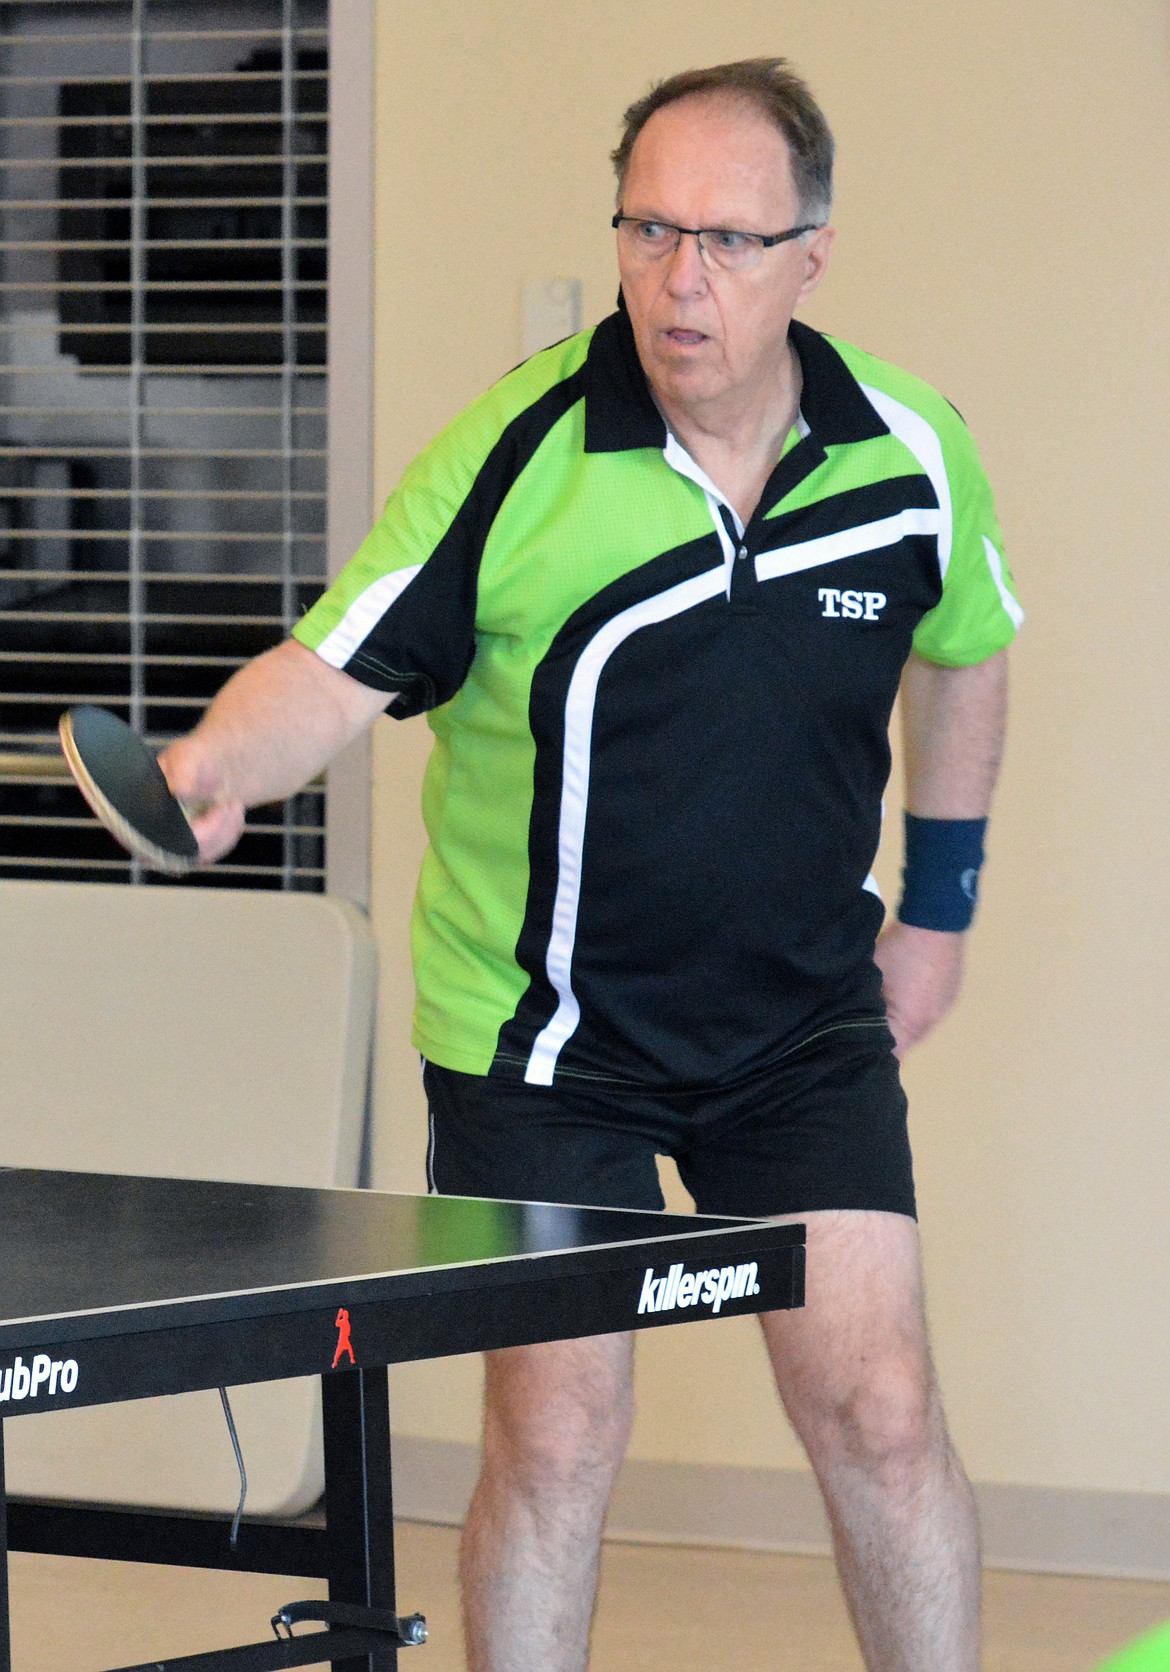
[910,419,1023,667]
[292,408,502,719]
[292,332,592,718]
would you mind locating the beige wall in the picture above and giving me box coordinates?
[367,0,1170,1499]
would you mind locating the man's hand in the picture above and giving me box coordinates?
[156,736,247,867]
[874,920,966,1058]
[154,639,391,868]
[184,802,248,867]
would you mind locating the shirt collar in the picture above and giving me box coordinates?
[582,300,665,452]
[583,301,889,455]
[787,318,890,445]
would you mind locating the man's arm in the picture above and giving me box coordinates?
[875,648,1008,1056]
[158,638,392,865]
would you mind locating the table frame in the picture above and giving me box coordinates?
[0,1200,805,1672]
[4,1369,404,1672]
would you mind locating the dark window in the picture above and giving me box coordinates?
[0,2,329,888]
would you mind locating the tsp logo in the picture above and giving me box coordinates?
[818,587,887,621]
[332,1306,356,1368]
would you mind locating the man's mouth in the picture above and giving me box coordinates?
[664,328,708,346]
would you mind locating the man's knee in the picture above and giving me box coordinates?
[762,1210,951,1476]
[482,1335,635,1497]
[791,1348,946,1476]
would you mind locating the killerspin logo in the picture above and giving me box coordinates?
[637,1260,760,1318]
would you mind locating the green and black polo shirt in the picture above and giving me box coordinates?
[294,306,1022,1091]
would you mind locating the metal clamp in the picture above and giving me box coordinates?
[272,1598,428,1647]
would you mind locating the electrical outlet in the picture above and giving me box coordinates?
[521,278,583,358]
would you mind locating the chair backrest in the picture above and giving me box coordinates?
[0,878,378,1515]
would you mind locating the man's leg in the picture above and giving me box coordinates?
[761,1209,980,1672]
[459,1331,635,1672]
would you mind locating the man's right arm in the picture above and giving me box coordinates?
[158,638,392,865]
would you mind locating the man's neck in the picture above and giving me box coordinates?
[653,342,804,526]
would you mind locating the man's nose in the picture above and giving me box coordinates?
[664,230,708,293]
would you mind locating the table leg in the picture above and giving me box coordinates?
[0,1420,10,1672]
[320,1370,398,1672]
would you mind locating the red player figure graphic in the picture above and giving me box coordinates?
[332,1307,355,1368]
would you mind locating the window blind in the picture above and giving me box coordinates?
[0,0,329,888]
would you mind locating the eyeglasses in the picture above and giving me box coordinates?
[612,213,822,275]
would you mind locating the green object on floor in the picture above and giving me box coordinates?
[1097,1621,1170,1671]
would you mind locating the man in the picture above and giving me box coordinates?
[162,59,1020,1671]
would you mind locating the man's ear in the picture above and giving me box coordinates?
[797,225,836,304]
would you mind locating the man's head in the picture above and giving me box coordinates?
[611,62,836,425]
[612,58,834,229]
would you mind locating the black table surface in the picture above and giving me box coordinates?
[0,1170,803,1366]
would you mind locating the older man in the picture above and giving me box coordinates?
[164,59,1019,1672]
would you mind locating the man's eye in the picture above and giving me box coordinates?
[635,221,672,242]
[707,229,751,252]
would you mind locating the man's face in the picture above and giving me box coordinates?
[617,94,834,419]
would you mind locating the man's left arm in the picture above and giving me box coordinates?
[875,648,1009,1056]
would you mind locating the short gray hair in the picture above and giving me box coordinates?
[611,58,835,226]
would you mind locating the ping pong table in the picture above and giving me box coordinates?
[0,1168,805,1672]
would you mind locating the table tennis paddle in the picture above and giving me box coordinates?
[59,705,200,876]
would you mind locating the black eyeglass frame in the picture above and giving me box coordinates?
[611,213,823,251]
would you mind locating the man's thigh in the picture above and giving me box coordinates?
[760,1209,936,1427]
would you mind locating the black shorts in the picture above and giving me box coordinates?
[424,1019,915,1220]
